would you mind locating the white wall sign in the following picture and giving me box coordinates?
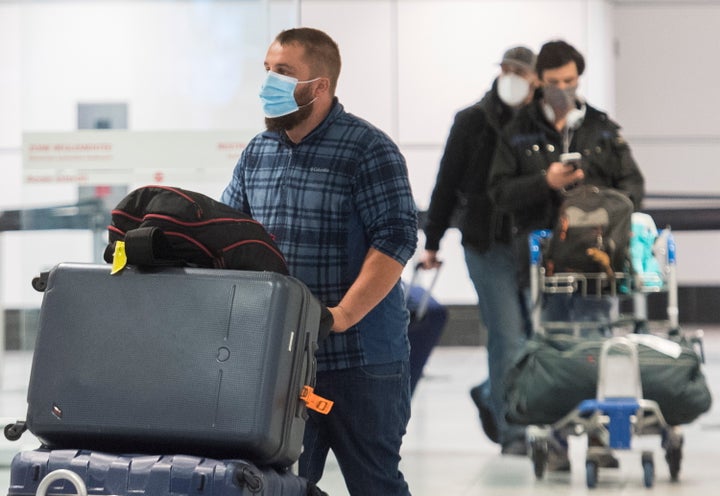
[22,130,255,185]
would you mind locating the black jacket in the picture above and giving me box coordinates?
[489,97,645,286]
[424,80,515,253]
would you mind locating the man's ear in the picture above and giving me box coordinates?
[314,77,331,96]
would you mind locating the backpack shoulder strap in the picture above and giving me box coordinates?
[123,226,177,267]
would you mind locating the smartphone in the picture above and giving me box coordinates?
[560,152,582,170]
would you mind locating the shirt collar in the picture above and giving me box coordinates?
[262,98,344,145]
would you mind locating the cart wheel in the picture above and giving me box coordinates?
[642,452,654,488]
[666,445,682,482]
[531,441,548,480]
[586,460,598,488]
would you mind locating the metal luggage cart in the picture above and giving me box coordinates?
[526,336,683,488]
[525,222,697,487]
[528,223,679,336]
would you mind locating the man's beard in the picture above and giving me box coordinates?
[265,86,314,132]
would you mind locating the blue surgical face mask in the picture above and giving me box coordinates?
[259,71,320,118]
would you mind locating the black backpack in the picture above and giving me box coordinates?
[545,185,634,277]
[103,185,289,274]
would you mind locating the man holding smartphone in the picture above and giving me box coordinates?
[490,39,644,290]
[560,151,582,170]
[488,39,645,471]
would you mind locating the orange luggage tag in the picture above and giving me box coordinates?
[300,386,333,414]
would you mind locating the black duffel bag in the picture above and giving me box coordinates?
[505,332,712,426]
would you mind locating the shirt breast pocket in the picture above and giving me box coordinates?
[285,163,353,214]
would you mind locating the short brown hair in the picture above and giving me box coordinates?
[275,28,342,95]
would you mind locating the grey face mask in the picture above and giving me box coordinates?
[562,85,578,103]
[542,85,572,123]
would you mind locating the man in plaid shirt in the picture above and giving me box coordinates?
[222,28,417,496]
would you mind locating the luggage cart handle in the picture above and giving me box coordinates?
[529,229,552,266]
[665,229,676,265]
[36,469,88,496]
[529,230,551,334]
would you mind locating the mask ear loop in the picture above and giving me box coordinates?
[297,97,318,110]
[295,77,324,110]
[296,76,327,108]
[297,76,323,85]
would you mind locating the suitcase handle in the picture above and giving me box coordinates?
[305,335,317,388]
[36,469,88,496]
[405,262,442,321]
[300,334,333,414]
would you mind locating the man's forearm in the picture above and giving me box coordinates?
[329,247,405,332]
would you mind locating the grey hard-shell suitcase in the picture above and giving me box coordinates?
[13,262,324,468]
[8,449,327,496]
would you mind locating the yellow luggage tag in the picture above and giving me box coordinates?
[300,386,333,414]
[110,241,128,275]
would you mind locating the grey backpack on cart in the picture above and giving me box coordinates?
[545,185,634,277]
[6,262,331,469]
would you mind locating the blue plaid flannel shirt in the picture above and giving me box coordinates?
[222,100,418,370]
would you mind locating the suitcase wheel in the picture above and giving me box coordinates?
[3,421,27,441]
[232,464,263,492]
[32,272,49,292]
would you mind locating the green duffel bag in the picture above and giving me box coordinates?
[505,332,712,426]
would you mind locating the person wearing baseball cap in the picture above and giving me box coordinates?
[501,46,537,73]
[421,46,538,456]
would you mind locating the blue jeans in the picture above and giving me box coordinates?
[299,361,411,496]
[464,244,528,445]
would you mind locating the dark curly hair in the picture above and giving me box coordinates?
[536,40,585,80]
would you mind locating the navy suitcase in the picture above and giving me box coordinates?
[8,449,326,496]
[406,285,448,394]
[405,265,448,394]
[11,262,325,468]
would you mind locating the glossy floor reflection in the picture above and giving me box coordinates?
[2,327,718,496]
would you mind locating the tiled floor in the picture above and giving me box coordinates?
[2,326,719,495]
